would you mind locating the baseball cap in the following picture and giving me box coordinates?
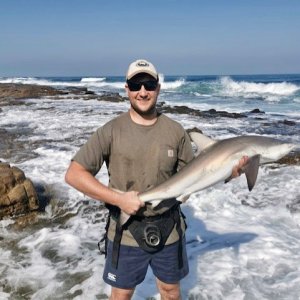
[126,59,158,81]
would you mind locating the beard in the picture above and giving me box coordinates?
[130,101,157,116]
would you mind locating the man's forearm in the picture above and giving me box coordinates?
[65,161,144,215]
[65,161,121,206]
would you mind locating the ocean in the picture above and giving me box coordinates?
[0,74,300,299]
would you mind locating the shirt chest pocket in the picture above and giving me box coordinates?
[158,146,178,174]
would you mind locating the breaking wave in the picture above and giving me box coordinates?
[219,76,299,101]
[80,77,106,83]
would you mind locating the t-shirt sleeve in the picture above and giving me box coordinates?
[177,130,194,171]
[72,126,111,176]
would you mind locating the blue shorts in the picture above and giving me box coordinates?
[103,238,189,289]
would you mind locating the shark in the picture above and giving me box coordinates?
[120,133,297,225]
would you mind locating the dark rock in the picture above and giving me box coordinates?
[97,93,126,102]
[276,151,300,165]
[62,92,127,102]
[157,103,246,119]
[249,108,265,114]
[278,119,296,126]
[85,90,95,95]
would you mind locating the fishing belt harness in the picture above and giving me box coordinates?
[99,203,186,270]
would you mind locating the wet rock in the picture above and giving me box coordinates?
[96,92,126,102]
[278,119,296,126]
[157,102,246,119]
[276,151,300,165]
[0,83,66,100]
[0,162,39,219]
[249,108,265,114]
[0,83,123,106]
[76,92,127,102]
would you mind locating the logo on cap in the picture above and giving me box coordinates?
[137,61,149,67]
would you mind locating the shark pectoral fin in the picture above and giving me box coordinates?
[177,193,191,203]
[120,210,131,227]
[244,154,260,191]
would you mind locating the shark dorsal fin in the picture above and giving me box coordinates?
[189,132,216,156]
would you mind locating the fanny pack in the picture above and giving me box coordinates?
[127,205,180,253]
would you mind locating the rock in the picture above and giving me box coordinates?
[157,102,246,119]
[249,108,265,114]
[0,83,128,106]
[0,83,66,100]
[278,119,296,126]
[80,92,127,102]
[0,162,39,220]
[276,151,300,165]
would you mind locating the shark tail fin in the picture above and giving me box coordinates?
[244,154,260,191]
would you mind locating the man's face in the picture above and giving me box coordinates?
[125,74,160,116]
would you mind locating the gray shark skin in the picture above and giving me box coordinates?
[120,133,297,225]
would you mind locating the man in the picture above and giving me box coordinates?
[65,59,247,300]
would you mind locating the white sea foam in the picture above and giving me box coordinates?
[80,77,106,82]
[0,76,125,91]
[159,73,185,90]
[219,76,299,101]
[1,89,300,299]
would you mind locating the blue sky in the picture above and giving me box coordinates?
[0,0,299,76]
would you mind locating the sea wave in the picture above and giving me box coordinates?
[219,76,299,101]
[159,74,185,90]
[0,76,125,90]
[1,75,299,102]
[0,77,76,87]
[80,77,106,83]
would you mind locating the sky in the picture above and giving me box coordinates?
[0,0,299,76]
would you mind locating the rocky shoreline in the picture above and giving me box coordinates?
[0,83,299,221]
[1,82,299,165]
[0,83,127,105]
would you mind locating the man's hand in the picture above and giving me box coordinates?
[118,191,145,215]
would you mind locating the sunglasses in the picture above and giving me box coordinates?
[127,80,158,92]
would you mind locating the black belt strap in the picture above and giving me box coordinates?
[175,209,184,269]
[111,218,123,269]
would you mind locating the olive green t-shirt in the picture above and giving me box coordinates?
[73,111,194,246]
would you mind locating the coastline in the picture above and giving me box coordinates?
[0,78,299,299]
[1,82,299,166]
